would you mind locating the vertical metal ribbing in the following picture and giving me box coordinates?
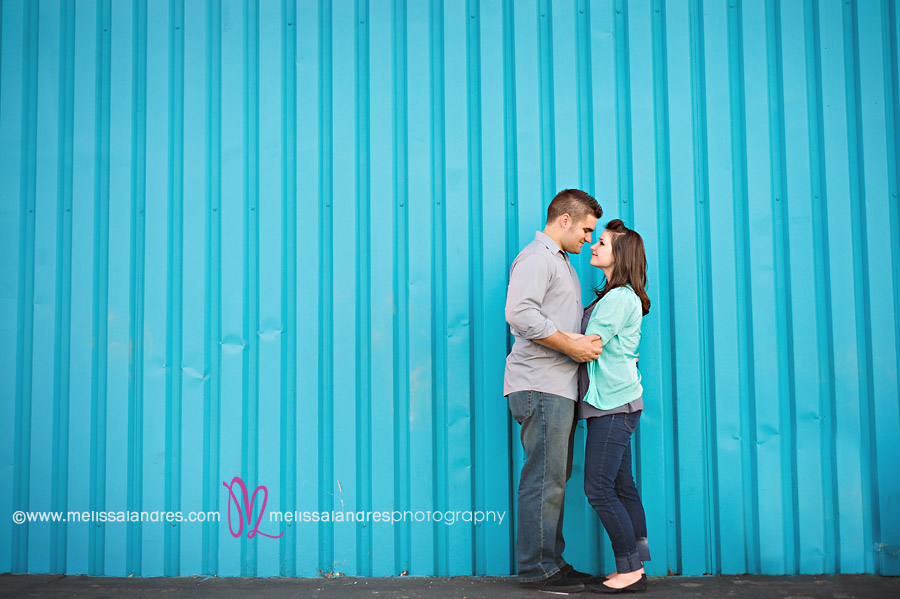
[868,0,900,577]
[17,0,41,571]
[614,0,633,223]
[355,0,373,577]
[165,0,185,576]
[429,0,448,577]
[669,3,685,567]
[241,0,260,576]
[688,0,716,575]
[765,0,799,574]
[52,0,76,574]
[538,0,554,205]
[502,0,518,302]
[12,0,38,576]
[575,0,597,313]
[575,0,594,193]
[280,0,297,578]
[128,0,148,576]
[887,3,900,519]
[391,0,411,575]
[844,0,879,574]
[203,0,222,577]
[805,0,838,573]
[500,0,517,575]
[317,0,335,575]
[727,0,760,575]
[466,0,484,576]
[176,0,206,573]
[818,0,864,571]
[90,0,112,576]
[701,0,719,574]
[0,2,6,569]
[651,0,679,573]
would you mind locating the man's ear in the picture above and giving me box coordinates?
[559,213,570,228]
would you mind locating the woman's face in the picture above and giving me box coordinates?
[590,230,615,271]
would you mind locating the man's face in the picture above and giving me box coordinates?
[560,214,598,254]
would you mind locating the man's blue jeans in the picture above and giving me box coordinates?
[508,391,576,582]
[584,411,650,574]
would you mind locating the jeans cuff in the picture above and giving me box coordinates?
[614,550,643,574]
[517,564,561,583]
[636,537,651,562]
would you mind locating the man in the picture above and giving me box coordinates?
[505,189,603,593]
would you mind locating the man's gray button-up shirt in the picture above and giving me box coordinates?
[503,231,582,401]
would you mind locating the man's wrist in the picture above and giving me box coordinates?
[560,335,577,358]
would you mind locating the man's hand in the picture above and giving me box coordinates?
[569,334,603,363]
[533,331,602,363]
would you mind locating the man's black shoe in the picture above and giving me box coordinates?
[519,571,585,593]
[560,564,594,579]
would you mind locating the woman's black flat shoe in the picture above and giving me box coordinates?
[588,574,647,594]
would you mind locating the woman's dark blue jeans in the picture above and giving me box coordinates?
[584,411,650,574]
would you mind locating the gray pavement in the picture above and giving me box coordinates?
[1,573,898,598]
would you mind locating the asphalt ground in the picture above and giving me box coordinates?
[1,574,898,599]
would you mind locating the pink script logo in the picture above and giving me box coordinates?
[222,476,283,539]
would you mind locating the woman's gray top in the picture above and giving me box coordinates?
[577,299,644,420]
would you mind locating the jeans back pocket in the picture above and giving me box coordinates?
[507,391,534,424]
[624,410,640,433]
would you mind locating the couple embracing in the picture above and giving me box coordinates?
[505,189,651,594]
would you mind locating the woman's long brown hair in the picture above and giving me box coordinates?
[592,219,651,316]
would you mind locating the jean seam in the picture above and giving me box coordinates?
[599,416,628,552]
[598,493,630,560]
[539,393,548,577]
[541,394,546,573]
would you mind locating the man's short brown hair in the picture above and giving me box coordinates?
[546,189,602,225]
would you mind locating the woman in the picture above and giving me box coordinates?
[575,219,651,593]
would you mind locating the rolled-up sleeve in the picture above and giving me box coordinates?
[505,253,558,340]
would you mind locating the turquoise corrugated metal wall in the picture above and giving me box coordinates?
[1,0,898,579]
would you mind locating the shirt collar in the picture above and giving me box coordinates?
[535,230,564,255]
